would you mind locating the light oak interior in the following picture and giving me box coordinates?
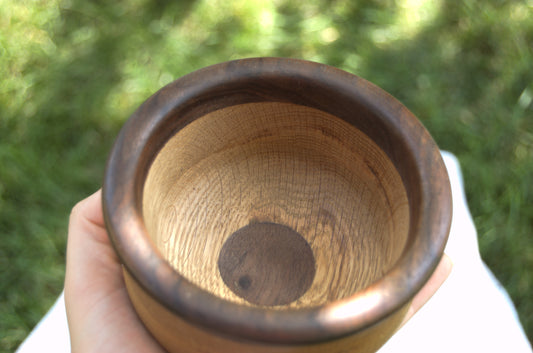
[142,102,409,309]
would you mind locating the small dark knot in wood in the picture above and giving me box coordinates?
[218,222,316,306]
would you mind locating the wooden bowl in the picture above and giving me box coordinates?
[103,58,452,353]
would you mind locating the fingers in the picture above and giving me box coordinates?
[68,189,107,242]
[400,254,453,327]
[65,190,167,353]
[65,189,121,296]
[65,189,120,318]
[65,190,126,351]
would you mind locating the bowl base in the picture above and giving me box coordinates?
[218,222,316,306]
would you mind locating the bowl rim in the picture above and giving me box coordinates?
[102,57,452,344]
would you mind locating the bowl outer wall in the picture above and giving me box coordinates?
[102,57,452,344]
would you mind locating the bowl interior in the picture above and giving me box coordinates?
[142,101,410,309]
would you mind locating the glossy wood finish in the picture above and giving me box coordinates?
[123,268,410,353]
[103,58,452,352]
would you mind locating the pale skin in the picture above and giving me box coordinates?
[64,189,453,353]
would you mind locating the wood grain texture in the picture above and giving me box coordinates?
[218,222,316,307]
[142,102,409,309]
[124,268,410,353]
[103,58,452,352]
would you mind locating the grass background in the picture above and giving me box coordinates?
[1,0,532,350]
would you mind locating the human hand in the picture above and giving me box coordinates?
[64,189,166,353]
[64,190,452,352]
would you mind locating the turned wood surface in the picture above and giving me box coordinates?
[124,268,410,353]
[103,58,452,350]
[217,222,316,307]
[143,102,409,309]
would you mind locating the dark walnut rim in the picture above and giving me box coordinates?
[102,57,452,344]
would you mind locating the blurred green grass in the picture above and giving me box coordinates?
[1,0,532,350]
